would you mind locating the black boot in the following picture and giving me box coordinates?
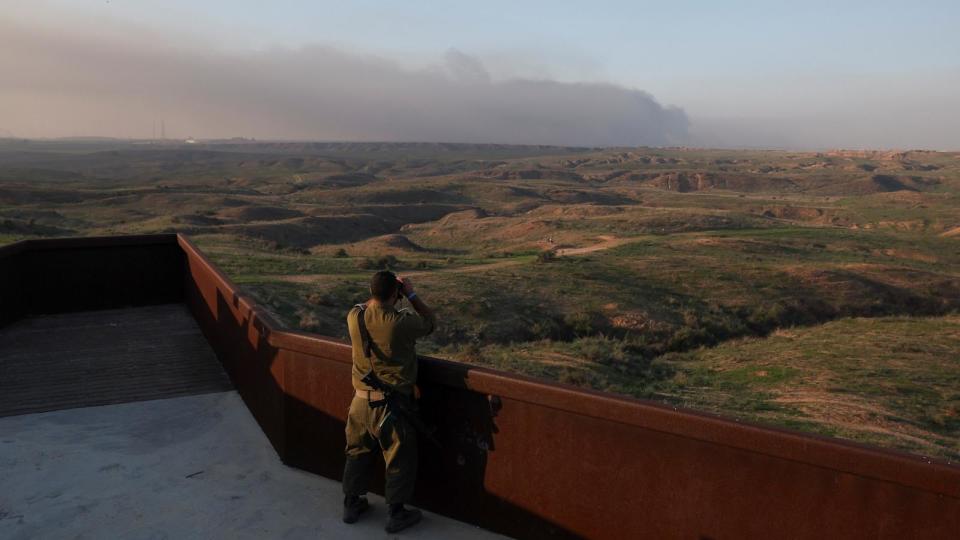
[342,495,370,524]
[385,503,423,533]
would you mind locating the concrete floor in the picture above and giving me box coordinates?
[0,391,509,540]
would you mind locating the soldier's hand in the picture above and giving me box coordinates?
[397,276,414,296]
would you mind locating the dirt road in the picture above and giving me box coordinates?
[554,235,630,256]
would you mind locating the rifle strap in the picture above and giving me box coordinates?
[354,303,374,359]
[354,303,389,380]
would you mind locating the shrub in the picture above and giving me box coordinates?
[356,255,400,270]
[563,310,606,337]
[558,367,604,388]
[570,336,628,364]
[480,318,534,344]
[377,255,400,269]
[296,308,320,332]
[305,292,337,307]
[530,317,565,340]
[665,326,712,352]
[333,248,349,258]
[536,250,557,263]
[459,342,484,362]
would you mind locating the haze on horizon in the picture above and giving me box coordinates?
[2,1,959,150]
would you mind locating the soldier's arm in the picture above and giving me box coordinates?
[397,276,435,337]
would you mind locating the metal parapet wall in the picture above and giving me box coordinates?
[0,235,184,321]
[2,235,958,539]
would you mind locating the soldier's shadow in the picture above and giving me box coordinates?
[416,368,583,540]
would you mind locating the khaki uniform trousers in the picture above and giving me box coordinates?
[342,395,418,505]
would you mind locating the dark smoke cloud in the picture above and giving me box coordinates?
[0,19,688,146]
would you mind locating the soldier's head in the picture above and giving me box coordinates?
[370,270,400,304]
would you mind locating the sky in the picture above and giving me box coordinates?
[2,0,959,149]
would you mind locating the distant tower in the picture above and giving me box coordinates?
[161,120,166,140]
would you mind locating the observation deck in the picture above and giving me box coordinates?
[0,235,957,539]
[0,306,500,539]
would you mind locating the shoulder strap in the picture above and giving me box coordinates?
[354,304,390,367]
[354,303,374,359]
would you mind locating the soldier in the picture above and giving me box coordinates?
[342,270,436,533]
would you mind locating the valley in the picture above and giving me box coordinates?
[2,139,957,460]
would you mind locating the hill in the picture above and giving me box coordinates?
[1,140,958,460]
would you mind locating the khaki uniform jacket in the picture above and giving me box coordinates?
[346,302,435,397]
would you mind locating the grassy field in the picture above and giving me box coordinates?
[1,139,958,460]
[657,316,960,459]
[440,316,960,461]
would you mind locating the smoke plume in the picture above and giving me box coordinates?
[0,18,688,146]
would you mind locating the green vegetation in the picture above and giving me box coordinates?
[658,317,960,460]
[1,140,958,460]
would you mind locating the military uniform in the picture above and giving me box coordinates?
[342,302,435,505]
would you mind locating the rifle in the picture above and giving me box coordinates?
[355,304,441,448]
[360,370,441,447]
